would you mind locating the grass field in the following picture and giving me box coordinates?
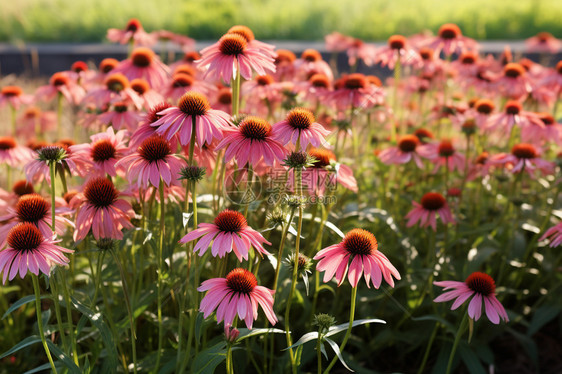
[1,0,562,43]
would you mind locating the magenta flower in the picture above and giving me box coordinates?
[405,192,455,231]
[272,108,330,150]
[70,177,135,241]
[130,102,173,149]
[196,33,276,83]
[96,102,143,132]
[198,268,277,329]
[227,25,277,60]
[152,91,232,147]
[179,209,270,262]
[487,143,555,177]
[378,135,424,169]
[106,18,156,47]
[130,78,165,110]
[434,272,509,324]
[0,223,73,284]
[418,139,465,174]
[82,73,143,109]
[540,222,562,247]
[35,72,85,105]
[374,35,421,69]
[216,116,287,167]
[525,32,561,54]
[424,23,478,57]
[314,229,400,288]
[116,135,185,188]
[112,47,170,90]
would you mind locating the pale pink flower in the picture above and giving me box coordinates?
[106,19,156,47]
[198,268,277,329]
[116,135,185,188]
[0,86,32,110]
[82,73,143,109]
[293,73,332,106]
[163,73,217,103]
[196,33,276,83]
[272,49,297,81]
[405,192,455,231]
[326,73,384,111]
[525,32,561,54]
[521,113,562,146]
[130,102,173,149]
[179,209,270,262]
[112,47,170,90]
[16,107,57,137]
[226,25,277,60]
[130,78,165,110]
[418,139,465,173]
[242,75,284,111]
[378,135,424,169]
[346,38,377,67]
[491,63,531,100]
[0,223,73,284]
[96,102,143,132]
[216,116,287,167]
[35,72,85,105]
[25,145,86,184]
[273,107,330,150]
[324,32,354,52]
[0,137,33,167]
[151,30,195,50]
[70,177,135,241]
[540,61,562,92]
[487,143,555,177]
[374,35,421,69]
[434,272,509,324]
[293,49,333,81]
[540,222,562,247]
[424,23,478,57]
[314,229,400,288]
[485,100,543,134]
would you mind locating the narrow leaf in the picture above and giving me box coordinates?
[3,295,50,320]
[325,318,385,338]
[324,337,354,372]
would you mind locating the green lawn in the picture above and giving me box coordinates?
[1,0,562,43]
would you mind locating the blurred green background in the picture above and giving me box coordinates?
[1,0,561,42]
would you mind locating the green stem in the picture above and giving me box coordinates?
[49,277,69,355]
[232,64,241,116]
[49,162,56,233]
[226,343,234,374]
[392,53,401,142]
[58,270,79,366]
[323,286,358,374]
[32,274,58,374]
[445,314,468,374]
[417,322,439,374]
[317,333,323,374]
[10,105,16,136]
[153,181,166,373]
[56,92,63,140]
[272,209,296,296]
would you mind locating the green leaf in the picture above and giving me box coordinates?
[324,318,386,338]
[527,305,561,337]
[23,363,53,374]
[3,294,50,320]
[459,344,486,374]
[70,296,119,370]
[0,335,41,359]
[192,342,228,374]
[195,312,204,344]
[324,337,354,372]
[237,328,286,341]
[46,340,81,374]
[284,332,319,350]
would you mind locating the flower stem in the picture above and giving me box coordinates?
[32,274,58,374]
[56,92,63,140]
[232,65,241,116]
[49,162,56,233]
[392,53,401,142]
[273,208,296,296]
[323,286,357,374]
[445,314,468,374]
[226,343,234,374]
[317,333,323,374]
[153,181,165,373]
[58,270,79,366]
[10,105,16,136]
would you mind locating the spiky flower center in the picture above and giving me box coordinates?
[511,143,537,159]
[344,74,367,90]
[182,51,201,63]
[12,180,34,196]
[421,192,446,210]
[214,209,248,233]
[438,23,461,39]
[114,102,128,113]
[475,152,489,165]
[131,48,154,68]
[219,34,247,56]
[342,228,378,256]
[460,52,477,64]
[147,102,172,124]
[91,139,117,162]
[465,272,495,296]
[227,25,255,42]
[286,108,315,130]
[172,73,194,88]
[84,177,119,208]
[308,148,335,168]
[398,135,419,152]
[16,194,49,223]
[538,113,555,126]
[126,18,142,32]
[7,223,43,252]
[537,32,553,43]
[438,140,455,157]
[105,73,129,92]
[419,47,434,61]
[1,86,23,97]
[0,137,16,151]
[414,128,434,143]
[217,88,232,105]
[38,145,66,162]
[239,116,272,140]
[388,35,407,50]
[310,74,330,88]
[504,63,525,78]
[50,73,69,87]
[302,49,321,62]
[226,268,257,294]
[24,107,41,119]
[131,79,150,95]
[100,58,119,74]
[71,61,88,73]
[138,135,171,163]
[505,101,522,115]
[275,49,296,64]
[256,75,274,86]
[178,91,210,116]
[475,99,494,115]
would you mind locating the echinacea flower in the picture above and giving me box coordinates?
[227,25,277,60]
[405,192,455,231]
[293,49,333,81]
[16,107,57,137]
[82,73,143,109]
[198,268,277,329]
[116,135,185,188]
[196,33,276,83]
[0,137,33,167]
[35,72,85,105]
[25,145,86,184]
[152,91,232,147]
[107,18,156,47]
[130,78,164,110]
[314,228,400,288]
[112,47,170,90]
[487,143,555,177]
[70,177,135,241]
[327,73,384,111]
[424,23,477,57]
[272,107,330,150]
[179,209,270,261]
[434,272,509,324]
[130,101,173,148]
[378,135,424,168]
[0,86,32,110]
[418,139,466,173]
[96,102,143,132]
[525,32,561,54]
[540,221,562,247]
[0,223,73,284]
[374,35,421,69]
[217,116,287,167]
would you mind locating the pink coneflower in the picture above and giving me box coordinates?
[83,73,143,109]
[212,87,233,115]
[69,127,128,178]
[272,49,297,81]
[198,268,277,329]
[25,145,87,183]
[196,33,276,83]
[112,47,170,90]
[169,51,202,72]
[179,209,270,261]
[540,61,562,93]
[327,73,384,111]
[424,23,478,57]
[0,223,73,284]
[216,116,287,167]
[0,137,33,167]
[130,78,165,110]
[325,32,354,52]
[294,73,332,105]
[487,143,555,176]
[70,177,134,241]
[525,32,561,54]
[293,49,333,81]
[434,272,509,324]
[181,140,219,173]
[314,229,400,288]
[116,135,185,188]
[16,107,57,137]
[492,63,531,100]
[96,102,143,132]
[130,102,173,148]
[227,25,277,60]
[540,222,562,247]
[272,107,330,150]
[304,148,358,194]
[35,72,85,105]
[418,139,465,173]
[346,38,377,67]
[151,30,195,51]
[242,75,284,110]
[378,135,424,168]
[485,100,542,134]
[470,99,496,129]
[0,193,74,246]
[152,91,232,147]
[374,35,421,69]
[163,73,216,103]
[0,86,32,110]
[405,192,455,231]
[521,112,562,146]
[106,18,156,46]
